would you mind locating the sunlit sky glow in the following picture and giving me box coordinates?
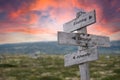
[0,0,120,44]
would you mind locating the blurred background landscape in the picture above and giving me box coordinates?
[0,41,120,80]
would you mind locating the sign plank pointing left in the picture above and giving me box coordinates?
[58,32,110,47]
[64,46,98,67]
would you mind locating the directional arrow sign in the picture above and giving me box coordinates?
[64,47,98,67]
[58,32,110,47]
[63,10,96,32]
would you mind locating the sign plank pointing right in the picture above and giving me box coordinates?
[63,10,96,32]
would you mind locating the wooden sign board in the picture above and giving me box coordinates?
[64,47,98,67]
[63,10,96,32]
[58,32,110,47]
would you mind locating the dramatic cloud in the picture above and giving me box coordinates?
[0,0,120,44]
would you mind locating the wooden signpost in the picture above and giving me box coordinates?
[64,46,98,67]
[63,10,96,32]
[57,10,110,80]
[58,32,110,47]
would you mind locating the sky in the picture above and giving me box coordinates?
[0,0,120,44]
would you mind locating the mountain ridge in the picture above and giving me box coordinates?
[0,41,120,54]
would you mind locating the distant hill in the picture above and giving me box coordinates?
[0,41,120,55]
[98,40,120,54]
[0,42,77,54]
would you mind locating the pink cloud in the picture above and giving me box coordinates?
[0,0,120,43]
[3,0,120,35]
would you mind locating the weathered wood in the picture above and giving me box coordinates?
[77,28,90,80]
[79,63,90,80]
[57,9,111,80]
[63,10,96,32]
[64,46,98,67]
[58,31,110,47]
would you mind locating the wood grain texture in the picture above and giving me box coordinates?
[77,28,90,80]
[79,63,90,80]
[64,46,98,67]
[63,10,96,32]
[58,31,110,47]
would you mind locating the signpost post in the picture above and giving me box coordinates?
[57,10,110,80]
[77,27,90,80]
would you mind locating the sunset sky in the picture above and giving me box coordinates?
[0,0,120,44]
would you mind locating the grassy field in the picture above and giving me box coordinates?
[0,54,120,80]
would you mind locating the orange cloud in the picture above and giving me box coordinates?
[9,4,30,19]
[10,9,24,19]
[28,14,38,24]
[30,0,57,11]
[0,25,56,35]
[21,27,56,35]
[95,24,120,37]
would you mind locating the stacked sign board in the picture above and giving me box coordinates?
[58,32,110,47]
[64,46,98,67]
[63,10,96,32]
[57,10,110,80]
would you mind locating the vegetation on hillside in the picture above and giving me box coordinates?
[0,54,120,80]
